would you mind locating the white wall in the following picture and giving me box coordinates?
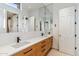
[0,8,5,32]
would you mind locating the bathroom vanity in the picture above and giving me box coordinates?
[13,36,53,56]
[0,35,53,56]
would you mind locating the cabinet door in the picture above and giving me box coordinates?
[31,43,41,56]
[47,37,53,49]
[33,42,42,56]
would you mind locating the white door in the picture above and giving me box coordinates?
[59,7,75,55]
[76,6,79,55]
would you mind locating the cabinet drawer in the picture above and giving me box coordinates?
[15,47,34,56]
[39,46,49,56]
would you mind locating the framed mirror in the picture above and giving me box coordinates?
[6,11,19,33]
[38,6,53,35]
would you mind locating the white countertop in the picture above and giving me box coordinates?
[0,35,52,56]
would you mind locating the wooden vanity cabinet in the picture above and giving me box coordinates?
[14,36,53,56]
[35,36,53,56]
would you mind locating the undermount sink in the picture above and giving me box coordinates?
[11,42,31,48]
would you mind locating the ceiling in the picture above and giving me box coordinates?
[22,3,52,11]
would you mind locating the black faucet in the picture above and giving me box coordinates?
[48,32,50,35]
[17,37,21,43]
[41,33,44,36]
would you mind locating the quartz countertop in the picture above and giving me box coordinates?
[0,35,52,56]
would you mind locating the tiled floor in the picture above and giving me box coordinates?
[47,49,70,56]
